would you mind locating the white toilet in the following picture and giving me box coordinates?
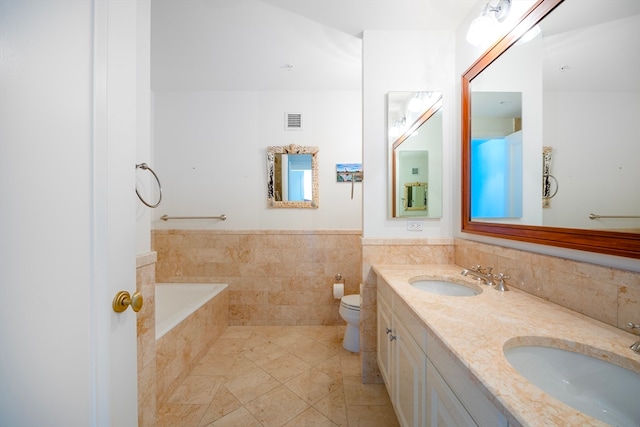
[339,294,361,352]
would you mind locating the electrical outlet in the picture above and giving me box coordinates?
[407,220,424,231]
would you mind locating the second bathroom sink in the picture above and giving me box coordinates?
[504,343,640,426]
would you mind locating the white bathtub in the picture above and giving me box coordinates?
[155,283,228,340]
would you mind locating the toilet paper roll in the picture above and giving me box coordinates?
[333,283,344,299]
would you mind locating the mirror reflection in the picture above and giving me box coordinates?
[273,153,312,202]
[388,91,443,218]
[471,91,522,219]
[267,144,318,208]
[404,182,427,211]
[462,0,640,258]
[468,0,640,232]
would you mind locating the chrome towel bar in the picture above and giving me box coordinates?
[589,214,640,220]
[160,214,227,221]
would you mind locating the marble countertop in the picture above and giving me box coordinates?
[372,264,640,427]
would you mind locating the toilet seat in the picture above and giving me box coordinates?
[340,294,361,311]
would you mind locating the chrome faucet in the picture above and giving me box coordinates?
[460,265,495,286]
[628,323,640,353]
[494,273,510,292]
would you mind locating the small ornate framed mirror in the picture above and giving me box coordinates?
[267,144,319,208]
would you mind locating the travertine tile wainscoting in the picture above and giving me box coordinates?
[360,237,640,383]
[455,239,640,330]
[136,252,158,427]
[152,230,362,326]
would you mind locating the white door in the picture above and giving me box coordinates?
[0,1,144,426]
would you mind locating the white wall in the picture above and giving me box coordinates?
[543,91,640,230]
[363,30,456,239]
[152,90,362,230]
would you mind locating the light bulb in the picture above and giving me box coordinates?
[408,95,423,113]
[466,14,493,46]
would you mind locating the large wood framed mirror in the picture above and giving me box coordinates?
[267,144,319,208]
[462,0,640,259]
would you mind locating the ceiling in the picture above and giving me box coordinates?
[151,0,478,91]
[260,0,478,37]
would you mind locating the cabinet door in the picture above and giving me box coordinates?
[426,360,477,427]
[395,320,427,427]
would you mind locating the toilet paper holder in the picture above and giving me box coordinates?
[333,274,346,299]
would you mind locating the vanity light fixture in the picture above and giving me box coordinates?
[466,0,511,46]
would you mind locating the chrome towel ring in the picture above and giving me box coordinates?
[135,163,162,208]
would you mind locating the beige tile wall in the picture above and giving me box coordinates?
[152,230,362,326]
[360,239,455,383]
[151,230,640,387]
[136,252,158,427]
[454,238,640,330]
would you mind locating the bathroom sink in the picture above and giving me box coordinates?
[410,280,480,296]
[504,344,640,426]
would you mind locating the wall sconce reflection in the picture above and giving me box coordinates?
[466,0,511,46]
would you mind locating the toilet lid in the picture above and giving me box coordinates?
[341,294,360,309]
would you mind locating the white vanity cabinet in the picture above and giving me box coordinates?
[377,277,508,427]
[377,290,427,427]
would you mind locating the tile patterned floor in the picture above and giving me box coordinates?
[158,325,400,427]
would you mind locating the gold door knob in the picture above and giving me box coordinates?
[112,290,143,313]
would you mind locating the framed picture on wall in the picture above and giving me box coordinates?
[336,163,362,183]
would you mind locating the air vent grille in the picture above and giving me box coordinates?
[285,112,303,130]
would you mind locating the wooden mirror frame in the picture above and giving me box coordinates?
[461,0,640,259]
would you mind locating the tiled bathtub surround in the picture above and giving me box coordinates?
[361,238,455,383]
[137,252,158,427]
[152,230,362,326]
[454,238,640,330]
[156,286,229,405]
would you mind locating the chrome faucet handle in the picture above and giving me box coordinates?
[471,264,483,272]
[494,273,510,291]
[629,324,640,353]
